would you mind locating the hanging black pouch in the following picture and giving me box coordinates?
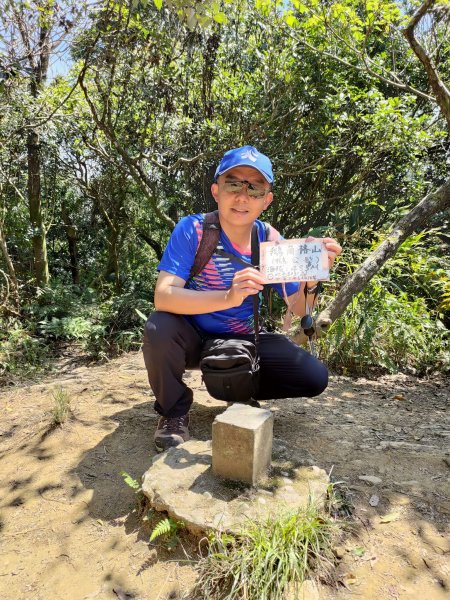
[199,338,260,403]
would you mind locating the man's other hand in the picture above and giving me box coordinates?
[305,236,342,270]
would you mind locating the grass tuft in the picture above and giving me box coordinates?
[51,386,72,425]
[193,501,340,600]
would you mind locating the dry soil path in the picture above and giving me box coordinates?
[0,351,448,599]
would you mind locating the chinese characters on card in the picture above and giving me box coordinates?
[260,239,329,283]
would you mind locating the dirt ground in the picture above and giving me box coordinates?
[0,350,449,600]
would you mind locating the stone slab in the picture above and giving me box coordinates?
[212,404,274,485]
[141,439,329,536]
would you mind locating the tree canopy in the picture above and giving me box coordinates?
[0,0,449,379]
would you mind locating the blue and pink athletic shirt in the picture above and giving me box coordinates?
[157,213,300,334]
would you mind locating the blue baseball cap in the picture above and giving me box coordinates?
[214,145,274,184]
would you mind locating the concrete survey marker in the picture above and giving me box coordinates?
[212,404,274,485]
[142,437,330,536]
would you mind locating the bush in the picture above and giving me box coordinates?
[0,319,50,382]
[312,229,450,375]
[38,316,94,340]
[319,281,449,374]
[83,292,153,360]
[0,282,153,382]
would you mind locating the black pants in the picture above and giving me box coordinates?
[142,311,329,417]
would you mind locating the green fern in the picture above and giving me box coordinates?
[440,278,450,311]
[149,516,182,543]
[120,470,149,518]
[120,471,141,492]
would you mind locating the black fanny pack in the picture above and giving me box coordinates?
[199,338,260,404]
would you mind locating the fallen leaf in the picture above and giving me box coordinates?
[341,572,357,587]
[380,512,400,523]
[352,546,365,557]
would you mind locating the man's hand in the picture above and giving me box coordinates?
[226,267,265,307]
[305,236,342,272]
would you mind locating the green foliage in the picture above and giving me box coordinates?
[0,281,153,379]
[149,516,184,549]
[39,316,94,340]
[1,0,449,382]
[120,470,149,517]
[317,230,450,374]
[51,386,72,425]
[321,285,449,374]
[120,471,142,492]
[194,503,339,599]
[31,283,153,360]
[0,318,50,382]
[83,291,153,360]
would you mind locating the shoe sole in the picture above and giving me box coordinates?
[154,437,189,453]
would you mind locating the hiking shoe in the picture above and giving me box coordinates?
[154,414,190,452]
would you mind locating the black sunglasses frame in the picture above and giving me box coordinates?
[220,179,270,199]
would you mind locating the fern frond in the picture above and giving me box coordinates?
[150,517,174,542]
[120,471,141,492]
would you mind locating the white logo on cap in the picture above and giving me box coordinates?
[240,148,258,162]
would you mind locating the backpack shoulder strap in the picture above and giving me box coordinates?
[189,210,221,279]
[257,222,272,331]
[251,222,263,344]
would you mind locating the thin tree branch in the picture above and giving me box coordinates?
[403,0,450,129]
[78,64,175,229]
[295,36,435,104]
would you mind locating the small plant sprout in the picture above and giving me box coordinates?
[51,386,72,425]
[120,471,141,492]
[150,516,184,550]
[120,471,148,517]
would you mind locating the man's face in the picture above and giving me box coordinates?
[211,166,273,227]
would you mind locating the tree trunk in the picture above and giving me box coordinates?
[137,230,163,260]
[104,224,121,291]
[61,202,79,285]
[27,129,49,286]
[0,221,20,308]
[291,176,450,342]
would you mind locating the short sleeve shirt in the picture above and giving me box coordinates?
[157,213,300,334]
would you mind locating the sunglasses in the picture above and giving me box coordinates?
[221,179,270,199]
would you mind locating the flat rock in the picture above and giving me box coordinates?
[141,439,329,536]
[359,475,382,485]
[377,441,438,451]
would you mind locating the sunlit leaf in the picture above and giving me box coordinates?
[213,11,228,24]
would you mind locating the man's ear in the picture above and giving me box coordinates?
[263,191,273,210]
[211,182,219,202]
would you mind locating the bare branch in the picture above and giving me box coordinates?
[143,152,205,173]
[403,0,450,129]
[7,0,36,72]
[78,64,175,229]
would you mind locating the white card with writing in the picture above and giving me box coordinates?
[260,239,329,283]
